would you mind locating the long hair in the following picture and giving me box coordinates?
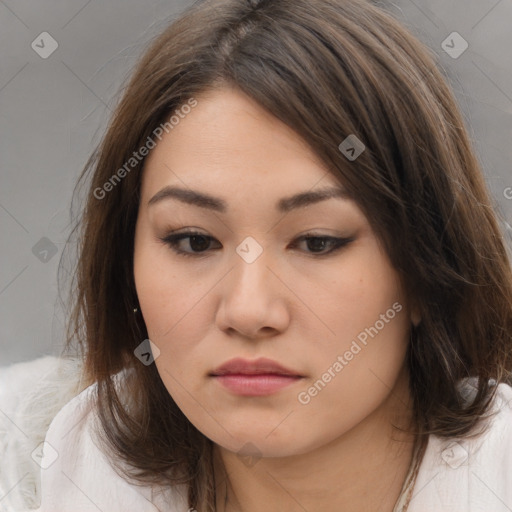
[61,0,512,510]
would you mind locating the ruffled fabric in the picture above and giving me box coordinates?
[0,356,86,511]
[0,356,188,512]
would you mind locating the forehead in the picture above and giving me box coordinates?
[140,87,339,196]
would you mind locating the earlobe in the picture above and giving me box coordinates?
[410,305,422,327]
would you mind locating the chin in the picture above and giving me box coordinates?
[203,421,320,459]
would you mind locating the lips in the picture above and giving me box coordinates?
[210,357,304,396]
[210,357,302,377]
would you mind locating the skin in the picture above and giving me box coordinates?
[133,86,421,512]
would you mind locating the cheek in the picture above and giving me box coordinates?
[291,248,410,420]
[314,244,408,348]
[134,238,207,339]
[133,243,219,402]
[284,307,410,453]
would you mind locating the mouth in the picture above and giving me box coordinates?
[209,357,304,396]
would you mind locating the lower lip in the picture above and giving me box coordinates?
[212,374,302,396]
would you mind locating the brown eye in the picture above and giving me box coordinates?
[290,235,354,255]
[160,231,222,257]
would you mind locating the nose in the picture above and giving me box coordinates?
[215,247,291,339]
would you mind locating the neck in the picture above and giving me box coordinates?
[213,371,417,512]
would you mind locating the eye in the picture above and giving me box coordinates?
[159,230,354,258]
[160,231,221,257]
[289,234,354,256]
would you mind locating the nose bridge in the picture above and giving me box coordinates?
[230,240,270,298]
[216,238,288,336]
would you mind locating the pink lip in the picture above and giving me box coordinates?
[210,357,303,396]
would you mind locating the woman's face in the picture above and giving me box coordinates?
[133,86,417,458]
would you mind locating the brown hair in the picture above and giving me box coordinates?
[61,0,512,510]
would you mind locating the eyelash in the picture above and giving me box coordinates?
[159,230,354,258]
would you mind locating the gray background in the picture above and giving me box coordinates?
[1,0,511,365]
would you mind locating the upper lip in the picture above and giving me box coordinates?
[210,357,303,377]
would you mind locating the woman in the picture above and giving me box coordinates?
[2,0,512,510]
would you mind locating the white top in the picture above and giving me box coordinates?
[33,378,189,512]
[2,356,512,511]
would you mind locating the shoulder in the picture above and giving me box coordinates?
[410,381,512,511]
[34,365,189,512]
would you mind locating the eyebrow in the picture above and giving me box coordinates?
[147,185,350,213]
